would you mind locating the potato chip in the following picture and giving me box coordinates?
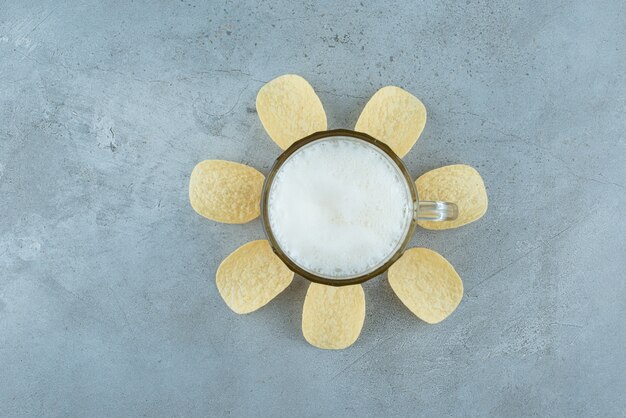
[355,86,426,158]
[256,74,327,150]
[216,240,294,314]
[189,160,264,224]
[301,283,365,350]
[388,248,463,324]
[416,164,488,230]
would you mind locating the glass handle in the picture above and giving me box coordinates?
[415,201,458,221]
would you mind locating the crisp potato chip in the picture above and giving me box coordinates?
[416,164,488,230]
[388,248,463,324]
[355,86,426,158]
[256,74,327,150]
[216,240,294,314]
[189,160,265,224]
[302,283,365,350]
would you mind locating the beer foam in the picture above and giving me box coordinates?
[267,137,412,278]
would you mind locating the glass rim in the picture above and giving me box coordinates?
[260,129,418,287]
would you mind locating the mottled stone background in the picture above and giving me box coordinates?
[1,0,625,416]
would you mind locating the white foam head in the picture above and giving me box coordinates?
[267,137,413,278]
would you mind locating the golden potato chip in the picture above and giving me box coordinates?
[189,160,264,224]
[355,86,426,158]
[216,240,294,314]
[301,283,365,350]
[256,74,327,150]
[388,248,463,324]
[416,164,488,230]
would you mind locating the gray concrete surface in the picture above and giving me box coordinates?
[1,0,625,416]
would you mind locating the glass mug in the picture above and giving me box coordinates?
[261,129,458,286]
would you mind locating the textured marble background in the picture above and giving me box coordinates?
[1,0,625,416]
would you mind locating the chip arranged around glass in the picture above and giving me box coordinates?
[189,74,488,349]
